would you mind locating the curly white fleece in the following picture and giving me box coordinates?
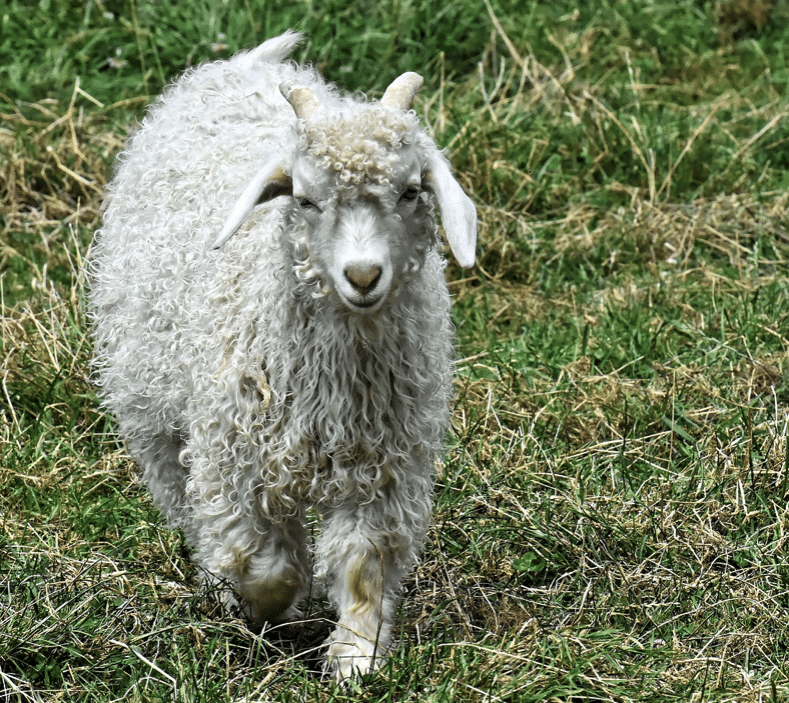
[88,31,470,679]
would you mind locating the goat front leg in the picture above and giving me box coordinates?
[192,510,310,625]
[322,531,404,678]
[318,483,430,679]
[187,452,310,626]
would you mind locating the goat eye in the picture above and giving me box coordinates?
[297,196,320,211]
[399,185,420,203]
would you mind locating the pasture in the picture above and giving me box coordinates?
[1,0,788,700]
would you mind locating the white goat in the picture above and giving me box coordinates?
[88,30,477,678]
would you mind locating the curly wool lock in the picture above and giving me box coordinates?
[301,109,422,186]
[87,30,477,680]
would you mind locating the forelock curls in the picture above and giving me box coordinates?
[297,106,422,186]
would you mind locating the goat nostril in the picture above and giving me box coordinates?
[344,265,382,295]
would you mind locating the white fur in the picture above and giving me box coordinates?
[87,31,477,679]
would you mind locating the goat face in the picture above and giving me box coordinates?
[290,149,435,313]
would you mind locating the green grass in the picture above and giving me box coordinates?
[3,0,789,700]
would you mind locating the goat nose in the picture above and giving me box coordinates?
[344,264,382,295]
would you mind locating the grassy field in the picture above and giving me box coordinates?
[2,0,789,700]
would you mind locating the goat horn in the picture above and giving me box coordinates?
[280,82,322,119]
[381,72,424,110]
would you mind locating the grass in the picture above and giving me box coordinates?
[2,0,789,700]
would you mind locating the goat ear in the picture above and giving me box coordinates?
[423,152,477,268]
[212,161,292,249]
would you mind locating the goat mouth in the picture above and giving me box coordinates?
[344,293,385,313]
